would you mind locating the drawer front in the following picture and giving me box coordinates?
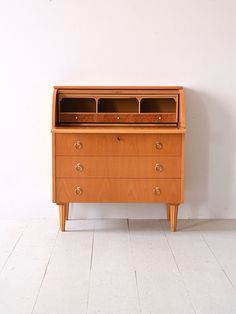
[55,134,181,156]
[59,113,177,124]
[56,156,181,178]
[56,178,182,203]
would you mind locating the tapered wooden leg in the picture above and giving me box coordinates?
[65,203,69,220]
[166,204,170,220]
[170,204,178,232]
[59,204,66,232]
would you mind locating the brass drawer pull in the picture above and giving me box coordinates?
[75,186,83,196]
[155,141,163,150]
[155,163,164,172]
[74,141,83,149]
[153,187,161,195]
[75,163,84,172]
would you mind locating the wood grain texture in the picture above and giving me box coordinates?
[180,134,186,200]
[65,203,69,220]
[179,89,186,129]
[170,204,179,232]
[59,204,66,231]
[52,88,57,128]
[52,89,57,202]
[56,156,181,178]
[166,204,171,220]
[55,86,183,93]
[55,133,182,156]
[59,113,177,124]
[56,178,182,203]
[52,86,186,232]
[55,86,183,89]
[57,90,181,97]
[52,126,186,134]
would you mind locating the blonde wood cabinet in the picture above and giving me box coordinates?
[52,86,186,232]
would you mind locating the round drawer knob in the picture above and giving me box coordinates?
[153,187,161,196]
[75,186,83,196]
[155,141,163,150]
[155,163,164,172]
[75,163,84,172]
[74,141,83,149]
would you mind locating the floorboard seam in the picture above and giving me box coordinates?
[160,220,197,314]
[127,219,142,314]
[0,222,28,275]
[201,233,236,292]
[86,221,95,314]
[31,227,60,314]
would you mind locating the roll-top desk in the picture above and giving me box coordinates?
[52,86,186,232]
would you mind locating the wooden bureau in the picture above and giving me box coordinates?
[52,86,186,232]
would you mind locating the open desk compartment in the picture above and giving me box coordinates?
[98,98,139,113]
[140,98,176,113]
[57,94,178,125]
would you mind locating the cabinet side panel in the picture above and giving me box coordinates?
[52,88,58,202]
[179,89,186,128]
[180,134,185,202]
[52,132,56,203]
[52,88,58,128]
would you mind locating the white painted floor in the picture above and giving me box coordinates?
[0,219,236,314]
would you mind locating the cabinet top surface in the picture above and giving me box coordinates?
[52,126,186,134]
[54,86,183,90]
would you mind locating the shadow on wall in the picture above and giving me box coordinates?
[70,88,235,219]
[70,202,165,220]
[184,88,210,218]
[184,88,235,218]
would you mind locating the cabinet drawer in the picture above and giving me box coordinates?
[55,133,181,156]
[56,156,181,178]
[56,178,182,203]
[59,113,177,124]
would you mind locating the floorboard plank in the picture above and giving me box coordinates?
[161,219,236,314]
[192,220,236,291]
[0,220,27,271]
[32,219,94,314]
[87,219,140,314]
[129,219,195,314]
[1,219,236,314]
[0,220,59,314]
